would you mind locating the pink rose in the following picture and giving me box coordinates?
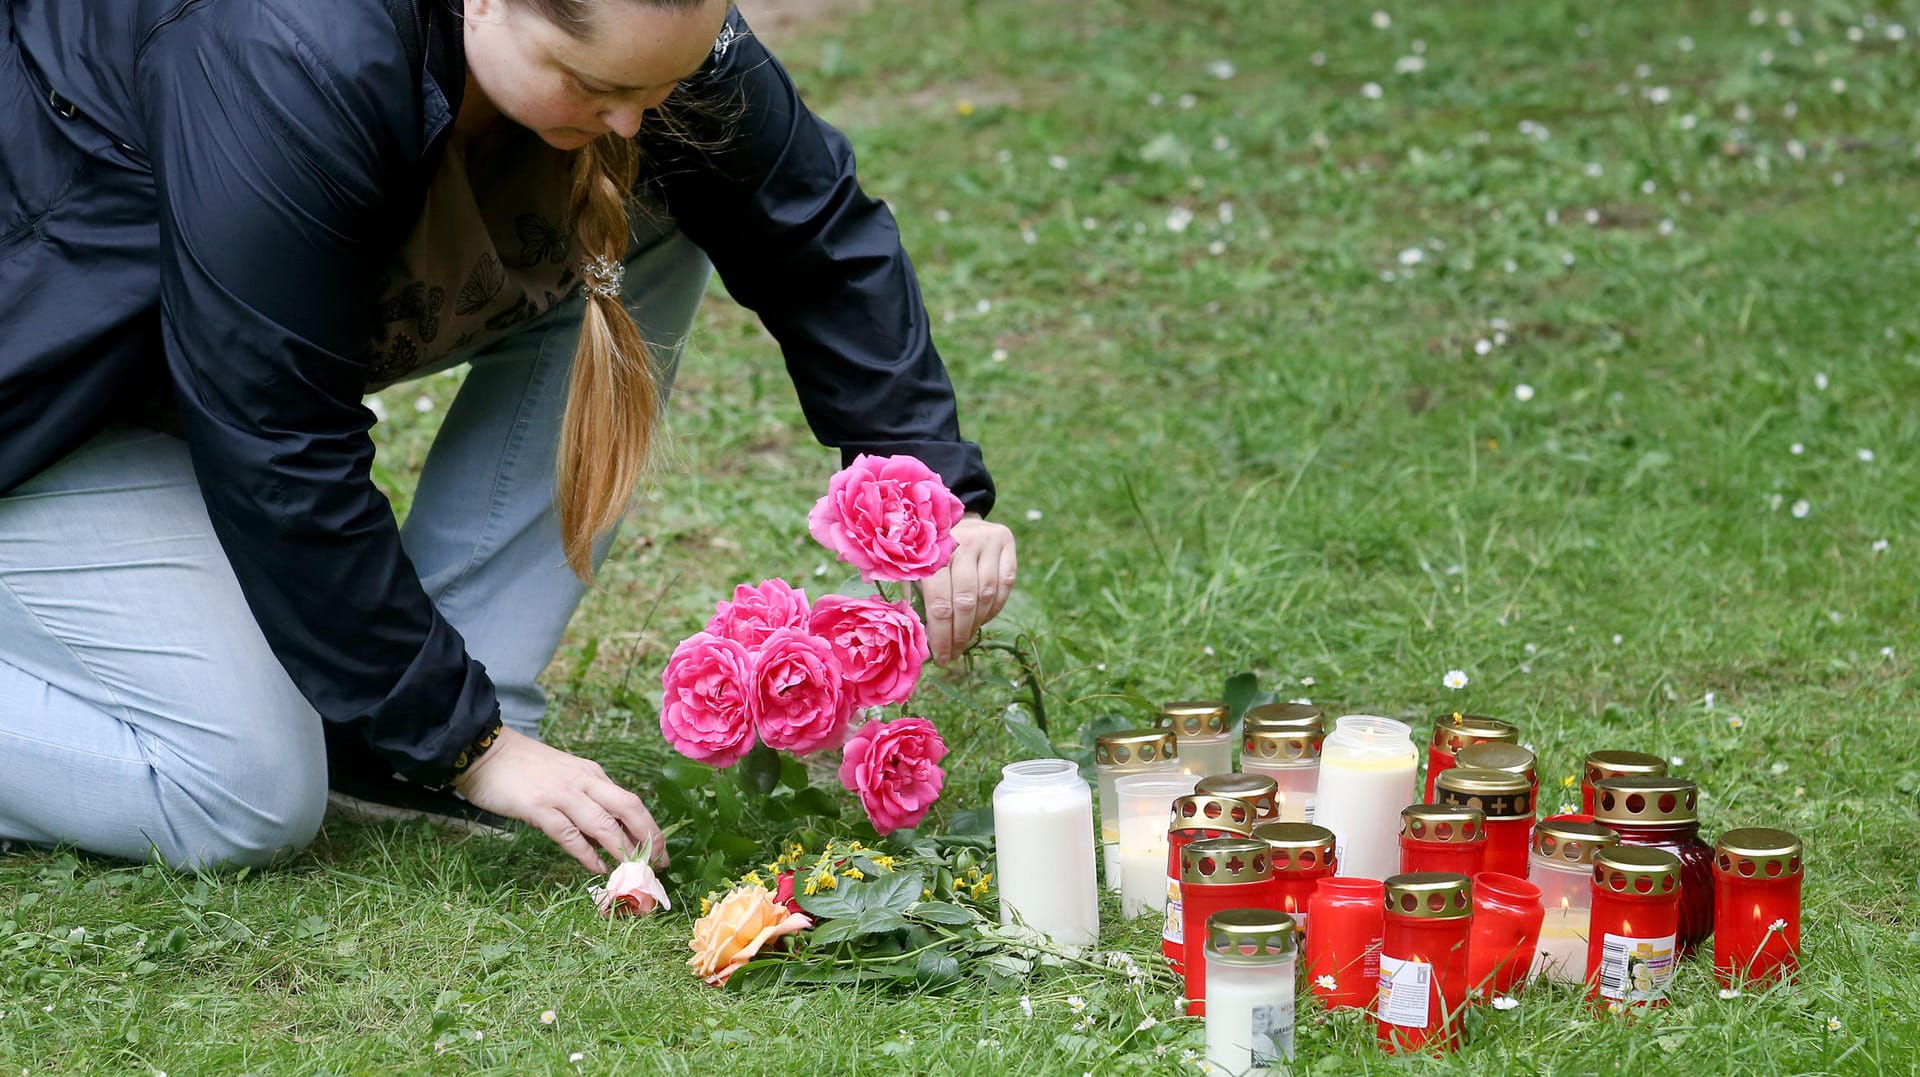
[593,858,672,918]
[837,717,949,835]
[704,578,811,650]
[808,594,928,709]
[751,628,850,753]
[807,454,966,582]
[659,632,757,766]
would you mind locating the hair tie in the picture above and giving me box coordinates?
[581,255,625,300]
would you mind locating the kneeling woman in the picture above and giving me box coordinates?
[0,0,1014,871]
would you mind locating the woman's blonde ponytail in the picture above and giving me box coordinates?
[556,134,657,581]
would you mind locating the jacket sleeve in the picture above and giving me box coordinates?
[136,7,499,784]
[641,8,996,517]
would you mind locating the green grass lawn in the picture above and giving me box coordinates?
[7,0,1920,1072]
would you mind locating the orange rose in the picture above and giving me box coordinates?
[688,884,812,985]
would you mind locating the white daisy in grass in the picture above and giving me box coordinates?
[1827,1016,1844,1032]
[1719,987,1741,999]
[1362,82,1384,100]
[1371,10,1392,29]
[1873,539,1889,552]
[1492,996,1520,1011]
[1443,670,1469,690]
[1791,499,1811,518]
[1315,974,1338,991]
[1514,384,1535,402]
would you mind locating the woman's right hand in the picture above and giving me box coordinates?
[450,727,668,873]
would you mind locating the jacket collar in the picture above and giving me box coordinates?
[419,0,465,153]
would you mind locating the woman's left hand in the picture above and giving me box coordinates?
[919,513,1017,664]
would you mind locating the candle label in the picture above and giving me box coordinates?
[1596,932,1675,1003]
[1303,796,1316,824]
[1162,877,1184,943]
[1377,955,1432,1027]
[1250,1002,1294,1067]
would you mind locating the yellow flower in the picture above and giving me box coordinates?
[817,873,838,891]
[971,881,990,900]
[868,854,897,871]
[1561,775,1578,788]
[957,99,975,117]
[802,877,820,897]
[741,870,765,888]
[842,868,865,880]
[700,896,713,915]
[922,888,934,900]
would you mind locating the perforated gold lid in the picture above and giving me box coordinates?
[1715,828,1803,880]
[1180,836,1271,886]
[1592,776,1698,828]
[1583,750,1667,785]
[1093,728,1179,767]
[1383,872,1474,920]
[1252,822,1337,872]
[1202,908,1297,962]
[1243,705,1323,765]
[1244,702,1324,734]
[1532,818,1619,866]
[1158,701,1230,738]
[1454,741,1537,779]
[1169,794,1256,835]
[1399,804,1487,844]
[1433,766,1534,819]
[1196,773,1278,820]
[1430,713,1519,755]
[1592,846,1682,896]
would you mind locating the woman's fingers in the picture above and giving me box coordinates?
[990,537,1018,622]
[942,544,983,662]
[533,807,610,873]
[586,779,666,866]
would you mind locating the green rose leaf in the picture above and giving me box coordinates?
[738,743,782,796]
[796,885,866,920]
[866,870,926,913]
[854,908,910,936]
[909,901,979,926]
[914,947,962,986]
[806,918,863,946]
[789,787,842,818]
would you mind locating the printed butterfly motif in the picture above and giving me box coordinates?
[513,213,570,267]
[456,253,506,315]
[378,281,445,342]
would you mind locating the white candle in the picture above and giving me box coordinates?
[1532,905,1593,984]
[1179,735,1235,780]
[1206,954,1296,1072]
[1244,760,1320,824]
[993,760,1099,946]
[1316,716,1418,880]
[1115,772,1200,919]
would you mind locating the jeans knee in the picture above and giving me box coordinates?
[150,740,327,871]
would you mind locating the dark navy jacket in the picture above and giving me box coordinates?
[0,0,992,783]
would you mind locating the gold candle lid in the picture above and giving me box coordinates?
[1180,836,1271,885]
[1244,702,1324,734]
[1583,749,1667,785]
[1715,828,1804,880]
[1592,776,1698,828]
[1383,872,1474,920]
[1093,728,1179,767]
[1532,818,1619,866]
[1203,908,1297,962]
[1430,713,1519,755]
[1169,794,1256,835]
[1399,804,1487,844]
[1252,822,1337,872]
[1433,766,1534,819]
[1158,701,1230,738]
[1592,846,1682,895]
[1454,741,1537,779]
[1196,773,1278,820]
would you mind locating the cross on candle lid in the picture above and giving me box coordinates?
[1180,836,1271,885]
[1434,766,1534,819]
[1430,713,1519,755]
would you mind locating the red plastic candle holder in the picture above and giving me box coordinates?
[1467,872,1543,997]
[1399,804,1488,877]
[1377,873,1474,1054]
[1161,794,1255,977]
[1425,714,1518,802]
[1713,828,1803,988]
[1433,767,1534,878]
[1304,877,1384,1010]
[1179,836,1281,1016]
[1254,821,1337,940]
[1587,847,1682,1009]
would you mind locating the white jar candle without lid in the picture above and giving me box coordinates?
[1203,909,1298,1074]
[1115,771,1200,919]
[1095,729,1180,892]
[1528,818,1617,983]
[993,759,1099,946]
[1316,715,1418,881]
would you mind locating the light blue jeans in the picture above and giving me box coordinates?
[0,226,711,870]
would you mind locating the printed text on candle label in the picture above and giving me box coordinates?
[1377,955,1432,1026]
[1597,932,1675,1003]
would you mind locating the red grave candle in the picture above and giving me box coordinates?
[1254,821,1337,939]
[1592,776,1713,955]
[1377,872,1474,1054]
[1179,836,1281,1016]
[1161,794,1255,977]
[1433,767,1534,879]
[1304,877,1384,1010]
[1587,846,1682,1009]
[1454,742,1539,810]
[1399,804,1488,877]
[1580,750,1667,816]
[1713,828,1803,988]
[1467,871,1543,997]
[1425,714,1518,802]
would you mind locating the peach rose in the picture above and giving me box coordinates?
[688,884,813,986]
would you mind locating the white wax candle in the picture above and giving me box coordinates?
[1206,961,1296,1073]
[1320,758,1415,880]
[1531,906,1593,984]
[1118,818,1169,920]
[994,763,1099,947]
[1180,736,1236,779]
[1103,839,1121,891]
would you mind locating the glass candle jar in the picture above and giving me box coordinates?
[1467,872,1543,998]
[1095,729,1181,891]
[1161,701,1234,778]
[1592,776,1713,954]
[1713,828,1803,988]
[992,759,1100,947]
[1318,715,1420,880]
[1425,713,1518,802]
[1163,795,1257,977]
[1197,772,1279,825]
[1399,804,1488,877]
[1528,817,1619,984]
[1203,909,1298,1075]
[1581,750,1666,816]
[1588,846,1682,1008]
[1254,822,1337,938]
[1433,767,1535,879]
[1241,707,1323,823]
[1180,836,1281,1016]
[1453,742,1538,807]
[1377,872,1474,1054]
[1115,771,1201,920]
[1305,877,1384,1010]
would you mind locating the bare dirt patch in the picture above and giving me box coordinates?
[735,0,874,44]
